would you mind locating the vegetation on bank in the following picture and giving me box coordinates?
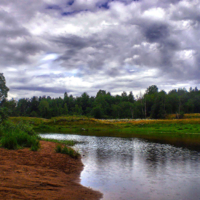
[8,115,200,136]
[0,121,40,150]
[42,138,76,146]
[1,73,200,151]
[55,144,79,158]
[0,74,79,156]
[8,115,200,150]
[41,138,80,158]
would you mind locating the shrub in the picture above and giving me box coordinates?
[55,144,62,153]
[62,146,79,158]
[30,139,40,151]
[55,145,79,159]
[61,146,69,154]
[16,121,36,136]
[0,121,40,151]
[0,107,10,124]
[1,133,18,149]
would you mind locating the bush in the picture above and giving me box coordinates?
[30,139,40,151]
[0,107,10,124]
[1,133,18,149]
[55,145,79,159]
[0,121,40,151]
[16,121,36,136]
[55,144,62,153]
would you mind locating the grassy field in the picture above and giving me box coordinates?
[10,115,200,134]
[9,115,200,138]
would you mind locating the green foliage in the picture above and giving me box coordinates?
[30,139,40,151]
[42,138,76,146]
[16,121,37,136]
[145,85,158,95]
[55,144,79,158]
[1,133,18,149]
[91,105,104,119]
[39,99,50,118]
[0,121,40,150]
[0,73,9,102]
[30,111,38,117]
[55,144,62,153]
[0,107,10,124]
[5,83,200,119]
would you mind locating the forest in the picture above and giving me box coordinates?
[2,79,200,119]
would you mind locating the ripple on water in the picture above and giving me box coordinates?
[40,133,200,200]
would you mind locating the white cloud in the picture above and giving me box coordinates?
[1,0,200,99]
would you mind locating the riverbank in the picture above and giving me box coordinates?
[0,140,102,200]
[10,115,200,133]
[8,115,200,151]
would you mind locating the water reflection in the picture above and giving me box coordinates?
[41,133,200,200]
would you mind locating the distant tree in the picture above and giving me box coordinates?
[145,85,158,95]
[3,99,18,116]
[111,104,120,118]
[121,91,129,102]
[81,92,90,115]
[30,111,38,117]
[96,90,106,98]
[63,103,68,115]
[38,99,49,118]
[151,91,167,119]
[17,98,30,116]
[74,104,82,115]
[0,74,10,123]
[92,105,104,119]
[0,73,9,103]
[128,91,135,103]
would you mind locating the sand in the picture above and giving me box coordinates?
[0,141,102,200]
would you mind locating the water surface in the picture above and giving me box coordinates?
[41,133,200,200]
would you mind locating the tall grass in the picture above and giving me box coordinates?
[55,144,79,159]
[9,115,200,136]
[0,121,40,150]
[42,138,76,146]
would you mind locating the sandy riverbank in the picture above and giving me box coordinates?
[0,141,102,200]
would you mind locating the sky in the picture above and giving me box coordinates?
[1,0,200,99]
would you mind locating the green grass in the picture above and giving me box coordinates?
[7,116,200,151]
[55,144,79,159]
[0,121,40,151]
[55,144,62,153]
[9,116,200,144]
[42,138,76,146]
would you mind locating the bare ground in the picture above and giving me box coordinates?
[0,141,102,200]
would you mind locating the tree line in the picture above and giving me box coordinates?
[2,81,200,119]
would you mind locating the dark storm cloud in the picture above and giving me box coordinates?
[11,86,73,94]
[1,0,200,98]
[0,10,30,39]
[144,23,169,42]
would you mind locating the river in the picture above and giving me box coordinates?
[40,133,200,200]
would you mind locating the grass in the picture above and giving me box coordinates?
[166,113,200,119]
[55,144,79,159]
[0,121,40,151]
[9,115,200,144]
[6,115,200,152]
[42,138,76,146]
[55,144,62,153]
[43,138,80,158]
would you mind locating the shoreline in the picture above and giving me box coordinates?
[0,141,102,200]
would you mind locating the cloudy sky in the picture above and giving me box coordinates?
[1,0,200,99]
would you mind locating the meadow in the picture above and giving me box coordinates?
[9,114,200,148]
